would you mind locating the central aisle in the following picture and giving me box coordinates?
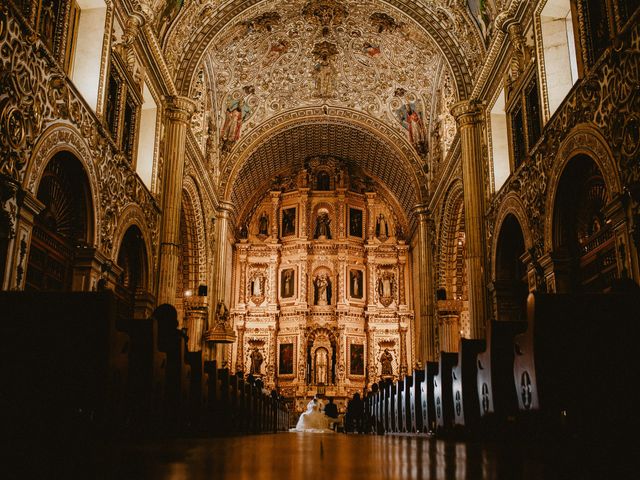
[96,432,571,480]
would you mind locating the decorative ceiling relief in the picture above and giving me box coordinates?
[189,0,460,163]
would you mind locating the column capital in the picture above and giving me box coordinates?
[411,204,430,221]
[451,100,483,127]
[217,201,236,217]
[165,96,196,123]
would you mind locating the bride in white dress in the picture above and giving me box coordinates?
[291,396,333,433]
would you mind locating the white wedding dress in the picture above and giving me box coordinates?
[291,398,333,433]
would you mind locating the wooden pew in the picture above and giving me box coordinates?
[401,374,413,432]
[385,381,396,433]
[155,304,192,433]
[433,352,458,434]
[0,291,130,436]
[410,369,425,433]
[475,320,526,434]
[395,378,404,432]
[513,292,640,437]
[186,350,208,432]
[420,362,439,433]
[451,338,486,433]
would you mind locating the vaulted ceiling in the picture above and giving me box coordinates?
[158,0,492,224]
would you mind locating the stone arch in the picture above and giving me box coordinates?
[436,179,465,300]
[25,123,100,247]
[24,151,95,291]
[490,192,534,282]
[492,212,528,321]
[182,176,208,287]
[221,108,425,213]
[113,205,154,292]
[544,124,621,251]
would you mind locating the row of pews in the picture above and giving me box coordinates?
[365,292,640,440]
[0,291,290,442]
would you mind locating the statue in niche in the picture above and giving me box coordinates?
[375,214,389,239]
[258,213,269,235]
[314,211,331,239]
[239,224,248,239]
[314,273,332,306]
[251,275,264,297]
[380,348,393,376]
[250,347,263,375]
[315,348,328,384]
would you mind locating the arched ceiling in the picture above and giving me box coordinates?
[164,0,487,99]
[231,123,419,222]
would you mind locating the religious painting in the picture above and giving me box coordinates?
[280,268,295,298]
[349,208,363,238]
[467,0,497,43]
[396,100,428,157]
[220,90,253,152]
[349,269,364,300]
[279,343,294,375]
[349,343,365,376]
[282,207,296,237]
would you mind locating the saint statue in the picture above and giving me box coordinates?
[315,348,328,385]
[380,348,393,376]
[250,347,263,375]
[314,212,331,239]
[376,214,389,239]
[258,213,269,235]
[252,276,263,296]
[314,274,331,305]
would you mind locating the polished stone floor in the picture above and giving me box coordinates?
[49,431,622,480]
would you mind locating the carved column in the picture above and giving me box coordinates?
[212,201,235,309]
[399,326,408,376]
[413,206,436,363]
[438,313,461,353]
[366,324,376,386]
[236,324,246,372]
[398,252,407,306]
[238,247,248,306]
[365,192,376,241]
[270,191,281,239]
[451,101,488,340]
[157,96,195,305]
[185,297,208,352]
[299,188,310,239]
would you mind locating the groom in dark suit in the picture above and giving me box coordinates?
[324,397,339,430]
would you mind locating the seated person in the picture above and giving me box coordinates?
[324,397,339,430]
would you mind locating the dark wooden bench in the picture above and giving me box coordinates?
[409,369,424,433]
[433,352,458,433]
[451,338,486,432]
[476,320,526,433]
[420,362,439,433]
[513,292,640,437]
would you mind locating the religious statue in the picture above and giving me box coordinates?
[258,212,269,235]
[314,212,331,239]
[250,347,263,375]
[380,348,393,376]
[314,273,331,306]
[315,348,328,385]
[252,276,263,296]
[375,214,389,239]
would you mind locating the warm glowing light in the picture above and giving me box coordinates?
[184,289,193,297]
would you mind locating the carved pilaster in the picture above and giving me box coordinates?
[270,191,281,239]
[399,326,408,376]
[412,205,436,362]
[365,192,376,241]
[236,324,246,372]
[451,100,488,340]
[157,95,195,306]
[185,296,208,352]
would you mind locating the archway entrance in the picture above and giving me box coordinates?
[25,153,92,291]
[494,214,527,321]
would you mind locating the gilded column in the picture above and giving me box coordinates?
[451,100,488,340]
[157,96,195,305]
[270,191,281,239]
[413,205,436,362]
[236,324,246,372]
[238,248,248,306]
[399,326,408,376]
[212,201,235,309]
[366,325,376,386]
